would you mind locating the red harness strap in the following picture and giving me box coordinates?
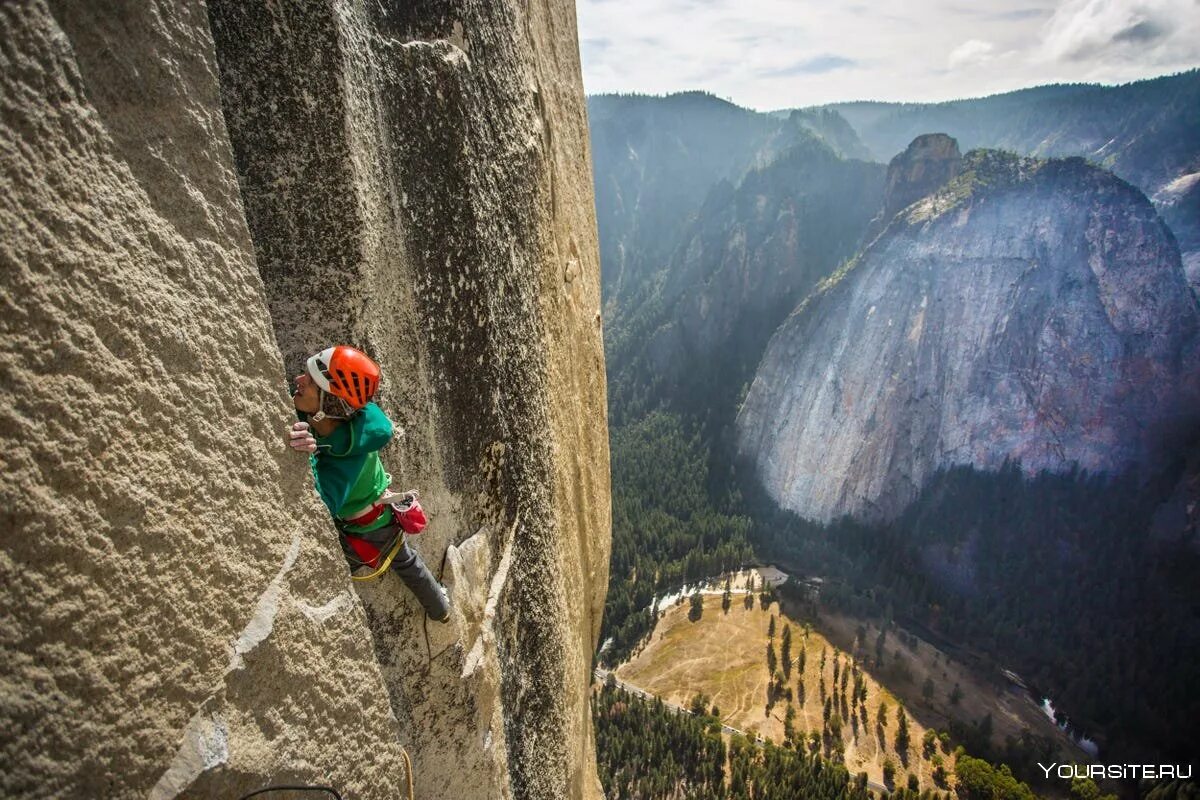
[341,500,425,570]
[343,502,388,527]
[344,536,383,569]
[339,503,390,569]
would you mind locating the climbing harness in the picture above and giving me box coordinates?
[341,492,428,583]
[349,529,409,583]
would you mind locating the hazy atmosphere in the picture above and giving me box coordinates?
[578,0,1200,106]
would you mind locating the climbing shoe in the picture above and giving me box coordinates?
[431,584,452,623]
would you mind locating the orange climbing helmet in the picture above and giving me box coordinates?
[306,345,380,410]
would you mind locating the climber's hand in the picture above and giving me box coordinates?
[287,421,317,453]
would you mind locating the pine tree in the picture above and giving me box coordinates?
[781,624,793,679]
[896,705,910,755]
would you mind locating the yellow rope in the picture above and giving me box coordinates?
[401,745,414,800]
[349,532,408,583]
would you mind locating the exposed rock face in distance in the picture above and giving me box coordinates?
[588,93,867,328]
[208,2,610,799]
[1156,174,1200,295]
[868,133,962,240]
[786,108,874,161]
[0,2,409,797]
[738,149,1200,523]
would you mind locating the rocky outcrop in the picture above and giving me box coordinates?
[786,108,873,161]
[208,2,609,800]
[0,2,407,797]
[1,1,609,799]
[738,148,1200,523]
[866,133,962,241]
[587,93,861,329]
[1155,172,1200,295]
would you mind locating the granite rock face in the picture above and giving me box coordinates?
[0,2,408,797]
[1,1,609,799]
[738,149,1200,523]
[208,2,610,799]
[865,133,962,241]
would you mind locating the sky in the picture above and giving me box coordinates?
[576,0,1200,109]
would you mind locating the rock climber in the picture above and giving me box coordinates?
[285,345,451,622]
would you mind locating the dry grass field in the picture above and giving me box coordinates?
[614,570,1080,792]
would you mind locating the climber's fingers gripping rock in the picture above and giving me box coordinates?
[287,420,317,453]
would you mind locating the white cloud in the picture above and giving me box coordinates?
[1039,0,1200,68]
[576,0,1199,108]
[948,39,997,68]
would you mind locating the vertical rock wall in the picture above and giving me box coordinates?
[207,1,610,799]
[0,2,411,798]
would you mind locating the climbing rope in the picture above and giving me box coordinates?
[236,786,342,800]
[401,745,415,800]
[233,746,413,800]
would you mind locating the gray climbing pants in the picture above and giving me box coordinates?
[341,524,450,620]
[390,539,450,620]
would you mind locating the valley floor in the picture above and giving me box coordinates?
[611,569,1083,795]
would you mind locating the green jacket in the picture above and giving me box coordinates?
[300,402,394,534]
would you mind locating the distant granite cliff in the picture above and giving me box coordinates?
[1,2,609,799]
[738,141,1200,523]
[864,133,962,241]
